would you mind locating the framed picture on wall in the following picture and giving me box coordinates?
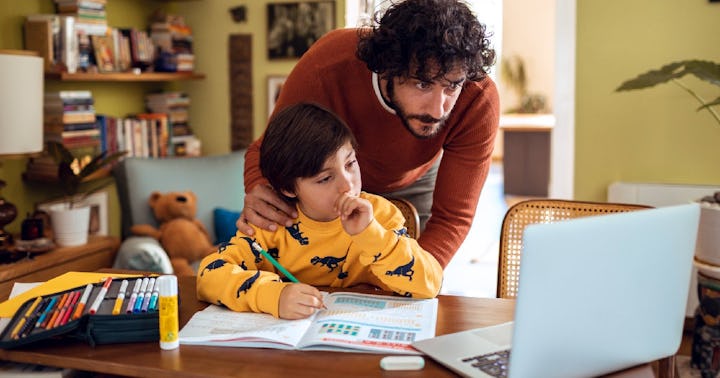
[267,1,336,60]
[267,75,287,118]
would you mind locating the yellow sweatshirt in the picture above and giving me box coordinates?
[196,192,443,317]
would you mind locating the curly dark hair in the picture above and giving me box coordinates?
[356,0,495,82]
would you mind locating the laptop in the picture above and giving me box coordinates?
[413,203,700,378]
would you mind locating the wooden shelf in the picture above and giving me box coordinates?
[45,71,205,82]
[0,236,120,301]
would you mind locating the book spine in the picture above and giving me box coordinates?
[59,15,78,73]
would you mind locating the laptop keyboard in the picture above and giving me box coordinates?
[462,349,510,377]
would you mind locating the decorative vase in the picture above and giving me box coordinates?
[48,203,90,247]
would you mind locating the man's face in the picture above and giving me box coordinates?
[387,64,466,139]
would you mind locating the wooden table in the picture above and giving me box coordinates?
[0,275,516,378]
[0,236,119,301]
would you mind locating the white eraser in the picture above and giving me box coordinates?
[380,356,425,371]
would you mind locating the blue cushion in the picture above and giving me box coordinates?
[214,207,241,244]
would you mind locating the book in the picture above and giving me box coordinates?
[90,34,114,72]
[23,18,56,71]
[178,292,438,354]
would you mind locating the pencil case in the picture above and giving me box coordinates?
[0,277,160,349]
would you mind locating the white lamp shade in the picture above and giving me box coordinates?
[0,51,43,156]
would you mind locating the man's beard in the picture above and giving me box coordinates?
[385,79,448,140]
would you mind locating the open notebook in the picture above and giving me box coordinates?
[413,203,700,378]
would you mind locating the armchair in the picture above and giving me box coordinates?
[112,152,246,274]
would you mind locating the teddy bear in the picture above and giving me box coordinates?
[131,191,217,276]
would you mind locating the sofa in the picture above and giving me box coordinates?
[112,151,246,273]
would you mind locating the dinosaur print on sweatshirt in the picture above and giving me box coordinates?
[286,222,309,245]
[200,259,227,276]
[385,256,415,281]
[311,254,346,272]
[236,271,261,297]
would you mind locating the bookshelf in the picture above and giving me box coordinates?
[22,1,207,184]
[45,71,205,82]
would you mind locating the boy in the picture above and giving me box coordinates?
[197,103,443,320]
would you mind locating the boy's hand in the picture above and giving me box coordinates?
[237,184,298,235]
[278,283,325,320]
[336,193,373,236]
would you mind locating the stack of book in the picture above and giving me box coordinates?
[145,92,200,156]
[53,0,107,37]
[25,90,99,181]
[149,12,194,72]
[44,90,99,152]
[23,154,61,182]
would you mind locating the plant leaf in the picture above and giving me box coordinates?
[78,151,126,179]
[616,61,691,91]
[57,161,80,197]
[685,60,720,87]
[46,141,75,165]
[698,96,720,111]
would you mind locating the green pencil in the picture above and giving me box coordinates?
[251,242,300,283]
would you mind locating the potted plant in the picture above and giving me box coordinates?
[45,141,126,246]
[500,55,547,114]
[616,60,720,266]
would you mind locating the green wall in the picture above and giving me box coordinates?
[575,0,720,201]
[172,0,346,155]
[0,0,345,237]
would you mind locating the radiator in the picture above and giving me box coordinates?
[608,181,720,317]
[608,182,720,207]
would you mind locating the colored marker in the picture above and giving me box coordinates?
[72,283,94,320]
[46,293,69,329]
[88,277,113,315]
[133,277,150,313]
[59,290,81,326]
[10,296,42,339]
[50,292,73,328]
[251,242,300,283]
[51,290,79,328]
[35,295,57,328]
[19,297,49,338]
[140,278,155,312]
[126,279,142,314]
[147,278,161,311]
[112,280,129,315]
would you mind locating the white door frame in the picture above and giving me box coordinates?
[551,0,575,199]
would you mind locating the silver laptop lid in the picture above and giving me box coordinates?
[509,203,700,378]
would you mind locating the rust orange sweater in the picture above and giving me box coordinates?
[245,29,500,268]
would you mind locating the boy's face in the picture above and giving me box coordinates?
[282,141,362,222]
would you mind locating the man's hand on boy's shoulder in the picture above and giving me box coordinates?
[237,183,298,235]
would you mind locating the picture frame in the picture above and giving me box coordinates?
[267,1,336,60]
[36,190,109,237]
[90,35,115,73]
[267,75,287,118]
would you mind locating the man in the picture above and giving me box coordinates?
[239,0,499,268]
